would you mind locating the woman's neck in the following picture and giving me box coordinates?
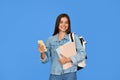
[58,32,66,41]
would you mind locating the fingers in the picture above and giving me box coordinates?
[38,45,45,53]
[59,54,68,65]
[60,54,66,58]
[59,58,66,65]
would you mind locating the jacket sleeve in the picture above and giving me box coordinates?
[40,37,51,63]
[70,34,86,65]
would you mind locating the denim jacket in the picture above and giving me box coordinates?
[40,33,86,75]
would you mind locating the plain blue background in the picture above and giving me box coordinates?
[0,0,120,80]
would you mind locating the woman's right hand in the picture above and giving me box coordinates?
[38,45,46,59]
[38,44,45,53]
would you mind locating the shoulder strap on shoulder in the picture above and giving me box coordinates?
[69,33,75,42]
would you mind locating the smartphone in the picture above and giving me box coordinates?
[38,40,47,52]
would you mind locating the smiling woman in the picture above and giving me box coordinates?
[38,13,86,80]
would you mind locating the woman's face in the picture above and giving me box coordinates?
[58,17,69,33]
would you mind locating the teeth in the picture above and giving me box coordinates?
[62,26,66,29]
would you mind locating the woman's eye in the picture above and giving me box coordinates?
[65,21,68,24]
[60,21,63,24]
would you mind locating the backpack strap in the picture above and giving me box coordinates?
[69,33,75,42]
[79,36,87,49]
[69,33,87,49]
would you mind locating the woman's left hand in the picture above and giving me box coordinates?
[59,54,72,65]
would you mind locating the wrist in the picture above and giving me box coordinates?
[40,52,45,54]
[41,53,45,59]
[41,52,44,54]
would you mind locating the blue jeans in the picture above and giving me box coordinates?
[49,72,77,80]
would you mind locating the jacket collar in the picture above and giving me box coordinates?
[53,33,69,42]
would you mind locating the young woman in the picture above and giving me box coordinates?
[38,13,86,80]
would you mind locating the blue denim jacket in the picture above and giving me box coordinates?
[40,33,86,75]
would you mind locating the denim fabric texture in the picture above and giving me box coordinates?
[40,33,86,75]
[49,72,77,80]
